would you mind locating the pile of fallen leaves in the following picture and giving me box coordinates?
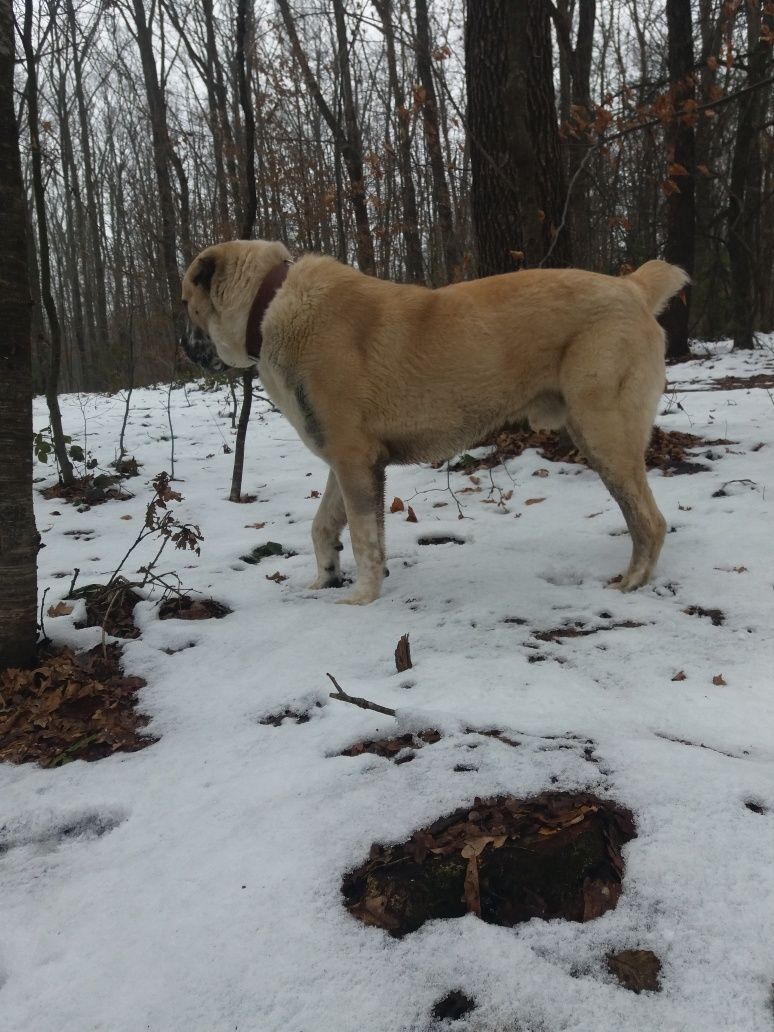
[0,643,155,767]
[343,792,636,937]
[41,473,132,508]
[452,426,717,475]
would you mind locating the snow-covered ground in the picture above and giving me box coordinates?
[2,338,773,1032]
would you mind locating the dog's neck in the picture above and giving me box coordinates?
[245,260,292,363]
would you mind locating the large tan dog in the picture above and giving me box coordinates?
[181,241,687,604]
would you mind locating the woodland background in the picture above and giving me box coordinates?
[12,0,774,396]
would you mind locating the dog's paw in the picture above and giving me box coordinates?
[308,575,343,590]
[336,587,380,606]
[608,571,646,592]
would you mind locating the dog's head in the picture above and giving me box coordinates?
[180,240,292,371]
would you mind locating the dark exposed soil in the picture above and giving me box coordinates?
[158,595,231,620]
[71,580,143,639]
[343,791,636,937]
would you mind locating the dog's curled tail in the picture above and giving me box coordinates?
[627,260,690,316]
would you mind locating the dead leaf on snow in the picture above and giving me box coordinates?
[671,670,687,682]
[390,497,405,513]
[525,498,546,505]
[712,674,727,686]
[406,506,418,523]
[47,602,74,618]
[266,571,288,583]
[607,949,662,993]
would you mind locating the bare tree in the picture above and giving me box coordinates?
[414,0,461,281]
[20,0,75,486]
[0,0,38,668]
[661,0,695,359]
[726,0,774,349]
[277,0,376,274]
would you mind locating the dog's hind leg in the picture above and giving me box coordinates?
[308,468,348,589]
[562,339,667,590]
[333,458,386,605]
[573,432,666,591]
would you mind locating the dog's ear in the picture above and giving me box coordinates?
[192,254,217,291]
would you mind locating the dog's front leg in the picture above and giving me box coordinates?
[334,460,386,605]
[308,468,347,589]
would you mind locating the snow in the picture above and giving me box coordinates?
[1,339,773,1032]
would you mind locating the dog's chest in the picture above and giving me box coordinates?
[259,360,326,456]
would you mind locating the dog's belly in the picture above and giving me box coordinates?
[383,418,506,466]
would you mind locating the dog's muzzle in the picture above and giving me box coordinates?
[180,324,228,373]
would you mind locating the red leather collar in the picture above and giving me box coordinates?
[245,260,292,362]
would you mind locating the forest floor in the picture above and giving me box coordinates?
[1,337,773,1032]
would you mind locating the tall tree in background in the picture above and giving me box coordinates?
[549,0,596,258]
[661,0,695,359]
[277,0,376,274]
[373,0,425,283]
[415,0,461,281]
[21,0,74,486]
[466,0,571,272]
[465,0,522,277]
[726,0,774,349]
[0,0,38,668]
[126,0,182,316]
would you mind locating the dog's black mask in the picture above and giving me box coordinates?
[179,323,230,373]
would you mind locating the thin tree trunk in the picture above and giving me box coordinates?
[237,0,257,239]
[374,0,424,282]
[0,0,38,668]
[66,0,109,372]
[129,0,180,315]
[414,0,460,281]
[21,0,75,485]
[229,371,253,502]
[661,0,695,359]
[277,0,375,274]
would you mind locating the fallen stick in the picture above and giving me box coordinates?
[326,673,397,718]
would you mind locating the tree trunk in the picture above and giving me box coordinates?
[414,0,460,282]
[21,0,75,485]
[277,0,375,274]
[467,0,570,273]
[466,0,522,277]
[236,0,258,239]
[549,0,596,260]
[66,0,109,374]
[229,371,253,503]
[726,1,773,350]
[0,0,39,668]
[129,0,181,315]
[374,0,424,283]
[661,0,695,360]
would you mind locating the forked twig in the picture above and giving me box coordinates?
[326,673,397,718]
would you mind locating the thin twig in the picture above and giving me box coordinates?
[39,587,51,645]
[67,567,80,598]
[326,673,397,717]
